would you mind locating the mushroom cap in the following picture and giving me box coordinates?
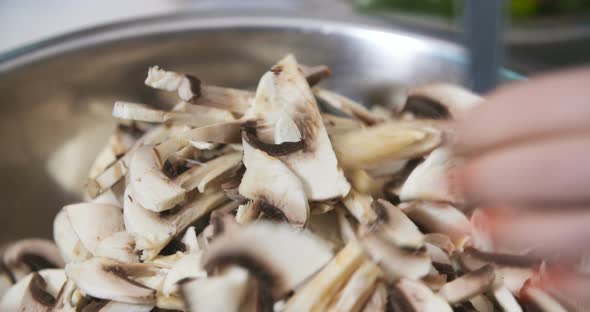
[202,221,333,299]
[2,239,65,281]
[403,83,482,119]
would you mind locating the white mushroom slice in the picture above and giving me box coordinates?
[403,201,471,249]
[0,269,66,312]
[195,85,253,115]
[239,139,309,226]
[371,199,425,249]
[124,186,226,260]
[53,209,92,263]
[235,200,260,225]
[88,129,136,179]
[361,232,431,281]
[180,266,249,312]
[162,253,205,296]
[342,189,377,225]
[2,239,65,281]
[307,210,345,252]
[203,221,333,299]
[390,278,452,312]
[403,83,482,119]
[336,207,358,244]
[153,120,243,165]
[172,152,241,192]
[322,113,364,136]
[52,279,78,312]
[65,257,159,304]
[246,54,350,200]
[361,282,388,312]
[492,285,523,312]
[520,282,567,312]
[180,227,200,254]
[326,261,382,312]
[64,203,124,254]
[86,125,174,198]
[300,64,331,86]
[129,145,186,212]
[399,148,463,205]
[469,294,495,312]
[345,169,381,196]
[331,122,441,170]
[424,233,456,256]
[283,240,365,312]
[438,265,495,304]
[92,189,122,207]
[95,231,139,263]
[315,88,385,125]
[458,248,539,294]
[91,301,154,312]
[145,66,200,101]
[114,102,234,127]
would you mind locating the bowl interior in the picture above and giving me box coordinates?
[0,16,474,242]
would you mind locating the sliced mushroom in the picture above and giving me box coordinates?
[346,169,382,196]
[0,265,12,297]
[458,247,539,294]
[145,66,201,102]
[370,199,425,249]
[438,265,495,304]
[85,301,154,312]
[300,64,331,87]
[399,148,463,205]
[88,128,136,180]
[468,294,495,312]
[180,226,200,254]
[94,231,139,263]
[162,253,205,296]
[402,201,471,249]
[52,279,78,312]
[402,83,482,119]
[238,139,309,227]
[492,284,523,312]
[315,88,385,125]
[0,269,66,312]
[172,152,242,192]
[342,189,377,225]
[336,207,358,244]
[2,239,65,281]
[246,54,351,200]
[360,232,431,282]
[283,240,365,312]
[65,257,159,304]
[112,101,234,128]
[361,282,388,312]
[53,209,92,263]
[331,121,441,170]
[129,145,187,212]
[321,113,364,136]
[180,266,249,312]
[194,85,253,115]
[124,186,226,260]
[87,125,173,198]
[64,203,124,254]
[203,221,333,299]
[390,277,453,312]
[235,200,261,225]
[153,120,244,164]
[307,210,345,252]
[326,261,382,312]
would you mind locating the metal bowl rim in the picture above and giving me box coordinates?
[0,12,524,80]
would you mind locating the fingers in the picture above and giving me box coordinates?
[477,208,590,258]
[460,134,590,206]
[456,67,590,155]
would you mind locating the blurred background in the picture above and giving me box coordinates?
[1,0,589,73]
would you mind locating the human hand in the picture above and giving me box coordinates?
[455,68,590,309]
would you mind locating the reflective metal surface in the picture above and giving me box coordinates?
[0,13,510,242]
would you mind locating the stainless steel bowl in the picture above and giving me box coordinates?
[0,12,516,243]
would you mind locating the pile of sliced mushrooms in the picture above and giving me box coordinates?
[0,55,571,311]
